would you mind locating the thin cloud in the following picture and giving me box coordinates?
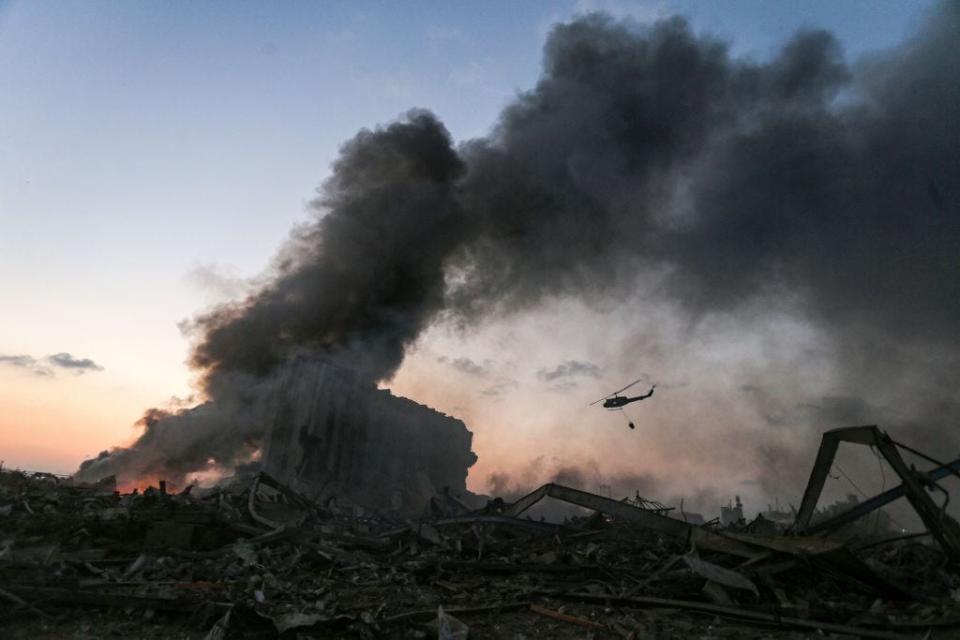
[481,378,519,398]
[0,354,52,377]
[47,352,104,374]
[451,357,489,376]
[437,355,490,376]
[0,351,103,377]
[537,360,602,382]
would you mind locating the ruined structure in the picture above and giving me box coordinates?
[261,357,477,513]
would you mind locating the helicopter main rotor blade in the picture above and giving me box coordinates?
[588,376,646,406]
[610,376,645,396]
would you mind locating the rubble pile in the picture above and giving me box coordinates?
[3,426,960,639]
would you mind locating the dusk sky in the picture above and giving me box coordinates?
[0,1,949,515]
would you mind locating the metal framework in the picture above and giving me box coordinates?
[504,482,763,559]
[793,425,960,561]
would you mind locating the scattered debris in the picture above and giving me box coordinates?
[2,425,960,638]
[528,604,609,632]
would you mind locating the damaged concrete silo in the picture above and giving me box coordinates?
[260,357,478,513]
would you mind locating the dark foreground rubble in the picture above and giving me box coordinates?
[3,425,960,639]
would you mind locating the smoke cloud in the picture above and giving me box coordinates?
[191,112,465,386]
[79,3,960,504]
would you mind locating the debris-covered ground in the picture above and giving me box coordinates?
[3,427,960,639]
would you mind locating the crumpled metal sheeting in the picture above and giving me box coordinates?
[2,467,960,639]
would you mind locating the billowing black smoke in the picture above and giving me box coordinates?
[77,2,960,489]
[453,9,957,344]
[193,113,466,386]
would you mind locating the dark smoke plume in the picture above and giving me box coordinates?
[193,112,465,386]
[450,8,958,345]
[78,3,960,491]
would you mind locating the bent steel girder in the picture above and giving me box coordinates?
[504,483,764,559]
[805,457,960,535]
[793,425,960,562]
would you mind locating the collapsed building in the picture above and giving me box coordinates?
[260,357,477,513]
[72,356,479,517]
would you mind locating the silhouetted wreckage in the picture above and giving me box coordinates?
[3,426,960,638]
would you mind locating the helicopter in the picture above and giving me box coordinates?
[589,378,656,429]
